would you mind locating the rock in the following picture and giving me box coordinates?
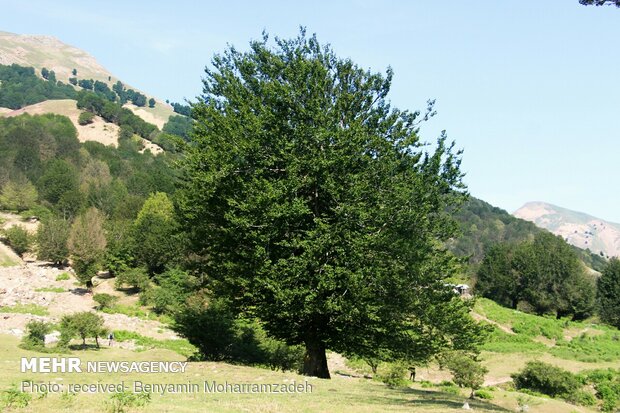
[45,331,61,345]
[462,402,471,410]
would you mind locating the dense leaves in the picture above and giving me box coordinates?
[0,64,76,109]
[178,30,485,378]
[597,258,620,328]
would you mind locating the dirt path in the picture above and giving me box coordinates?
[471,312,515,335]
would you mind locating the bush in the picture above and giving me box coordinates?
[115,267,150,291]
[93,293,118,310]
[107,391,150,413]
[379,363,408,388]
[36,218,70,265]
[78,111,95,125]
[3,225,31,256]
[565,389,597,406]
[60,312,107,348]
[474,389,494,400]
[21,320,51,349]
[512,361,581,398]
[1,387,32,408]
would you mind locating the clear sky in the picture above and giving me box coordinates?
[1,1,619,222]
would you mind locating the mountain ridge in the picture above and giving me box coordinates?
[514,201,620,258]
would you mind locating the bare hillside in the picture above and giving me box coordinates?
[514,201,620,258]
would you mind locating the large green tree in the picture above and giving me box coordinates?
[597,258,620,328]
[178,31,484,378]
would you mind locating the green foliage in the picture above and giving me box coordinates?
[512,361,581,399]
[131,192,181,274]
[379,363,408,388]
[78,111,95,125]
[68,207,107,286]
[474,389,494,400]
[21,320,52,349]
[36,218,70,265]
[445,352,488,398]
[1,387,32,409]
[148,98,156,108]
[37,159,80,206]
[173,294,303,370]
[170,102,191,116]
[149,268,196,314]
[78,79,94,90]
[0,178,38,211]
[112,330,197,358]
[107,390,151,413]
[114,267,150,291]
[93,293,119,310]
[59,311,107,348]
[162,115,192,140]
[476,232,596,320]
[0,64,76,109]
[598,258,620,328]
[178,29,482,379]
[3,225,31,256]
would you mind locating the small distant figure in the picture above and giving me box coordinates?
[108,332,114,347]
[409,366,416,382]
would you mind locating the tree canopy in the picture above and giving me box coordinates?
[178,30,485,378]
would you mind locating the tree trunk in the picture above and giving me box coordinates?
[302,340,330,379]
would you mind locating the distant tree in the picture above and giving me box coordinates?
[148,98,156,108]
[36,218,70,265]
[3,225,31,257]
[78,111,95,125]
[597,258,620,328]
[78,79,94,90]
[59,312,107,348]
[37,159,80,205]
[114,267,150,291]
[72,68,77,76]
[131,92,147,107]
[162,115,192,140]
[68,207,107,287]
[41,67,49,79]
[446,352,488,399]
[93,293,118,310]
[580,0,620,6]
[0,179,38,212]
[69,77,78,86]
[132,192,180,274]
[48,71,56,83]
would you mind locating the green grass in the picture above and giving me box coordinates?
[476,298,620,363]
[55,273,70,281]
[113,330,196,358]
[102,304,173,324]
[0,304,48,316]
[34,287,65,293]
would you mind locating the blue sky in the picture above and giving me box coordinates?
[2,1,620,222]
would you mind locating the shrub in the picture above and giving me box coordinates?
[78,111,95,125]
[474,389,494,400]
[379,363,408,388]
[115,267,150,291]
[93,293,118,310]
[3,225,31,256]
[36,218,70,265]
[1,387,32,408]
[107,391,150,413]
[21,320,51,349]
[565,389,597,406]
[512,361,581,398]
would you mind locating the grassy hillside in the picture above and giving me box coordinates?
[0,31,176,128]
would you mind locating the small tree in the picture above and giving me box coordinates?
[72,68,77,76]
[41,67,49,79]
[148,98,156,108]
[3,226,31,257]
[36,218,70,265]
[68,208,107,287]
[114,267,150,291]
[446,352,488,399]
[60,312,107,348]
[598,258,620,328]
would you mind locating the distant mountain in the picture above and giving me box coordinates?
[0,30,175,128]
[514,202,620,258]
[449,197,607,272]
